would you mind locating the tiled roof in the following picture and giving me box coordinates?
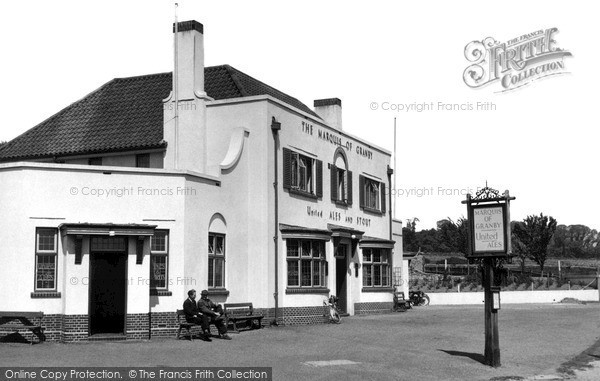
[0,65,319,162]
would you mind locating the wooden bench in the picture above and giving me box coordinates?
[0,311,46,344]
[223,303,264,333]
[175,309,204,341]
[393,292,412,312]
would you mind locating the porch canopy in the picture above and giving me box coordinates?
[359,235,395,249]
[327,223,364,240]
[279,223,331,241]
[58,223,157,264]
[59,223,157,237]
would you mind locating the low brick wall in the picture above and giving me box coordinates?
[281,306,329,325]
[354,302,394,315]
[149,312,177,338]
[1,304,394,342]
[127,313,150,340]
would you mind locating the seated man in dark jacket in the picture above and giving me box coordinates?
[183,289,211,341]
[197,289,231,340]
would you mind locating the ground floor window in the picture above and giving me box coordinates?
[287,239,327,287]
[150,230,169,290]
[208,233,225,288]
[362,248,390,287]
[35,228,58,291]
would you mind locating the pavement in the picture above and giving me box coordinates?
[1,304,599,380]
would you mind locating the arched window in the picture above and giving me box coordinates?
[331,149,352,205]
[208,214,227,289]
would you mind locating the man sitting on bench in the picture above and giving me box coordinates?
[183,289,211,342]
[198,290,232,340]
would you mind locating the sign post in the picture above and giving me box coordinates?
[462,184,515,367]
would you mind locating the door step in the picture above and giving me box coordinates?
[88,334,127,342]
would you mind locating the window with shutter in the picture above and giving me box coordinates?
[316,160,323,198]
[283,148,292,189]
[359,175,365,208]
[360,175,384,213]
[332,151,350,205]
[337,167,346,202]
[283,148,320,199]
[330,164,338,201]
[381,182,386,213]
[347,171,353,205]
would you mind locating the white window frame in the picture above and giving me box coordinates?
[150,230,169,290]
[291,153,315,194]
[337,166,347,202]
[365,178,381,211]
[287,239,327,288]
[35,228,58,291]
[208,232,226,289]
[362,248,390,287]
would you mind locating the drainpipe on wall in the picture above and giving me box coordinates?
[271,117,281,326]
[387,165,394,286]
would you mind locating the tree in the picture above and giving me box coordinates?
[402,217,419,252]
[437,217,468,255]
[511,221,527,272]
[549,224,600,258]
[512,213,557,273]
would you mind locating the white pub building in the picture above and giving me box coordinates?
[0,20,404,342]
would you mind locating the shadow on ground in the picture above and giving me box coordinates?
[556,335,600,377]
[0,332,33,344]
[438,349,486,365]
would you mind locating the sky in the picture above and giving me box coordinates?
[0,0,597,231]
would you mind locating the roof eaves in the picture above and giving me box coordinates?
[0,141,167,163]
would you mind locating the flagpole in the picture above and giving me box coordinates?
[393,117,397,219]
[173,2,179,169]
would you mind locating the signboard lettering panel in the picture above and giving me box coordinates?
[473,206,505,252]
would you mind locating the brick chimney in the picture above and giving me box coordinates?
[314,98,342,130]
[163,20,209,173]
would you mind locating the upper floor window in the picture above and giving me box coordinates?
[292,154,312,192]
[359,175,386,214]
[88,157,102,166]
[136,154,150,168]
[283,148,323,198]
[35,228,58,291]
[330,151,352,205]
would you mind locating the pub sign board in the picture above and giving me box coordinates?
[467,203,509,258]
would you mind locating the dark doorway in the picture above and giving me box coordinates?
[89,252,127,335]
[335,244,348,313]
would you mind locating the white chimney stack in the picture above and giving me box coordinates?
[163,20,208,173]
[314,98,342,130]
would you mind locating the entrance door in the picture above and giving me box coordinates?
[335,244,348,313]
[89,252,127,335]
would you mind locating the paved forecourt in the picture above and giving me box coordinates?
[1,304,599,381]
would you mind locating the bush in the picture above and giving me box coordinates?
[464,272,481,285]
[516,283,529,291]
[446,257,468,265]
[506,272,533,286]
